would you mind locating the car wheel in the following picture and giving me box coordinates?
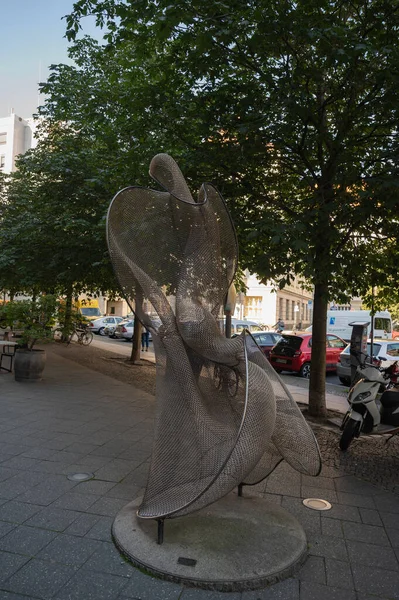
[299,362,311,378]
[339,377,350,386]
[98,327,106,336]
[274,368,283,374]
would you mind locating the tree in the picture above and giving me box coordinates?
[0,122,119,303]
[38,0,399,416]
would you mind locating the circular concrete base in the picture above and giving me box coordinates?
[112,493,307,592]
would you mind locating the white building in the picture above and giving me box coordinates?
[0,111,37,174]
[234,272,313,329]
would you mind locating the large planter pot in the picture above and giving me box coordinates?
[14,349,46,382]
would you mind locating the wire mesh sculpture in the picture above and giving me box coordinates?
[107,154,321,524]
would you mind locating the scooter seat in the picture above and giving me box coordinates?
[380,389,399,427]
[380,388,399,408]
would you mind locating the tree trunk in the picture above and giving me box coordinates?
[308,281,328,418]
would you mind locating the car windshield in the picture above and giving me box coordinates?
[81,308,102,316]
[273,335,303,351]
[342,342,382,356]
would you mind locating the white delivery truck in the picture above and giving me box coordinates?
[326,310,392,341]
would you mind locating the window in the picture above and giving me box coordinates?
[0,155,5,169]
[374,317,391,333]
[327,335,346,349]
[110,306,115,314]
[387,344,399,357]
[0,133,6,145]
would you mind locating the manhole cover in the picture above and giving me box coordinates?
[303,498,332,511]
[67,472,94,482]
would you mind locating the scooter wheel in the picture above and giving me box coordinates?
[339,418,359,451]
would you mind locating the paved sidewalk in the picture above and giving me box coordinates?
[0,348,398,600]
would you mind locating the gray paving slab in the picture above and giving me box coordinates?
[0,347,398,600]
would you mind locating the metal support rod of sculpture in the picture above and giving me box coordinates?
[106,154,321,542]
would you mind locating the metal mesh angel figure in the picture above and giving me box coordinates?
[106,154,321,524]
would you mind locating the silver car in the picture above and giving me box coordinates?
[114,320,134,341]
[337,339,399,385]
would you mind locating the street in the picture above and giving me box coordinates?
[91,334,345,389]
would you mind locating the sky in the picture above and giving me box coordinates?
[1,0,100,119]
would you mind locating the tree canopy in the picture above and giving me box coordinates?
[3,0,398,415]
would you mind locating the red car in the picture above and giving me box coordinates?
[269,333,347,378]
[251,331,282,359]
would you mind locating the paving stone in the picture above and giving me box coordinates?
[54,568,129,600]
[104,483,142,500]
[358,508,382,526]
[85,496,128,517]
[0,551,30,583]
[180,589,241,599]
[325,558,354,590]
[94,460,136,483]
[386,527,399,548]
[121,568,186,599]
[85,516,113,541]
[0,480,34,501]
[74,480,117,496]
[51,492,100,511]
[0,501,42,524]
[37,533,104,565]
[319,504,361,523]
[379,510,399,530]
[296,556,326,585]
[299,581,356,600]
[64,514,102,537]
[235,579,300,599]
[281,497,321,535]
[346,539,399,571]
[352,563,399,598]
[24,506,81,532]
[301,487,338,504]
[301,475,335,490]
[15,481,75,506]
[307,533,348,560]
[342,521,390,546]
[336,493,375,509]
[0,468,19,483]
[0,525,57,556]
[0,522,17,539]
[83,541,134,577]
[371,492,399,514]
[2,557,77,599]
[0,590,33,599]
[320,518,343,538]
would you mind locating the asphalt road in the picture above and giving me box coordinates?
[91,333,346,392]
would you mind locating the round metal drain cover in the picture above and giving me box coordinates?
[303,498,332,511]
[67,472,94,482]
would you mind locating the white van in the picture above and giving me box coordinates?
[307,310,392,341]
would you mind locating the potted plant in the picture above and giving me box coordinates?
[4,295,58,382]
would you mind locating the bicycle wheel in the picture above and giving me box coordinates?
[80,331,93,346]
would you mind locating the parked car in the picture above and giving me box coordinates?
[251,331,282,359]
[269,333,347,378]
[336,339,399,385]
[114,320,134,341]
[88,316,124,336]
[218,318,264,337]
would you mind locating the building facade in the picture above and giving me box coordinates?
[0,112,37,174]
[235,272,313,329]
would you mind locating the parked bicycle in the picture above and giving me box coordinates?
[53,325,93,346]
